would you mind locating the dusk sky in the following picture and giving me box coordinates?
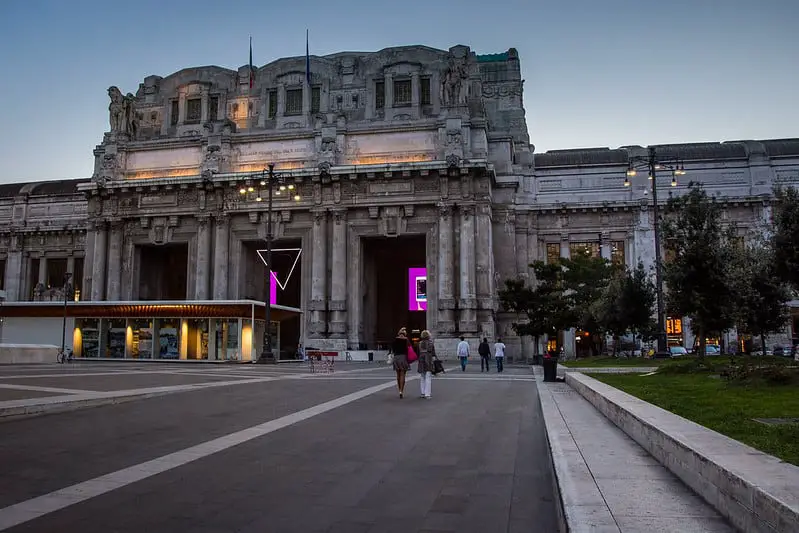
[0,0,796,183]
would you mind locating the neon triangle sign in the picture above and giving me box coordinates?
[256,248,302,291]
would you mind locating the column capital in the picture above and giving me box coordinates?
[459,204,475,218]
[214,213,229,228]
[437,202,453,218]
[311,208,328,225]
[331,208,347,224]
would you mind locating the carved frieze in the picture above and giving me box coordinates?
[481,84,522,99]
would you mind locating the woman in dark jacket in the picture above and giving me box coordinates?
[417,330,436,399]
[390,327,410,398]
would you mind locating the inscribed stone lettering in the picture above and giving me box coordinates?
[232,140,315,168]
[344,131,437,165]
[367,182,414,195]
[125,147,203,173]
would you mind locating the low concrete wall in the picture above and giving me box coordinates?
[0,344,59,364]
[566,372,799,533]
[534,369,606,532]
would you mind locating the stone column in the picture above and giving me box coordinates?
[195,216,212,299]
[177,89,186,125]
[560,237,576,358]
[276,84,285,118]
[411,71,420,119]
[37,256,48,286]
[3,235,23,301]
[346,230,362,349]
[213,215,229,300]
[200,87,209,123]
[600,232,612,261]
[329,209,347,340]
[437,204,455,333]
[458,205,477,332]
[105,221,123,300]
[475,203,495,338]
[384,73,394,110]
[310,209,328,335]
[91,221,108,301]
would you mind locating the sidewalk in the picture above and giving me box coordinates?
[535,368,734,532]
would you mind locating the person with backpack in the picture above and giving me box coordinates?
[478,337,491,372]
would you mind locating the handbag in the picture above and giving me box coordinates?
[433,358,445,375]
[407,343,418,363]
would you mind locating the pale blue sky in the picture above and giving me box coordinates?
[0,0,796,183]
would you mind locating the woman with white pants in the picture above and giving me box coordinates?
[417,330,436,399]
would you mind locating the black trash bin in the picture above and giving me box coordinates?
[368,352,374,362]
[543,355,558,382]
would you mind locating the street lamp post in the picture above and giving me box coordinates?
[624,147,685,356]
[61,272,73,359]
[237,164,300,364]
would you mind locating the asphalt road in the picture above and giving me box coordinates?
[0,362,558,532]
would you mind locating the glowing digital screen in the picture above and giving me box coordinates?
[408,267,427,311]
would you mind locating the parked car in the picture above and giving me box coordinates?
[669,346,688,358]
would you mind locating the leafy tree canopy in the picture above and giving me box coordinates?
[772,186,799,293]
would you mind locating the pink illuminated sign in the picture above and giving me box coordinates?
[408,267,427,311]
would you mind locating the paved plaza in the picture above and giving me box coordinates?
[0,362,558,532]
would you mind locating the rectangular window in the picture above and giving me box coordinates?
[268,89,277,118]
[375,81,385,109]
[0,258,5,290]
[311,87,320,113]
[285,88,302,115]
[209,96,219,121]
[420,77,431,105]
[170,100,179,125]
[393,79,411,106]
[185,98,201,123]
[570,242,600,259]
[546,243,561,264]
[611,240,626,266]
[73,257,84,301]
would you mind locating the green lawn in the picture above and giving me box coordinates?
[559,356,667,368]
[591,372,799,466]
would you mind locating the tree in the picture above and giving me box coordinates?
[498,261,571,362]
[595,262,657,355]
[661,183,738,357]
[772,186,799,294]
[730,241,791,354]
[559,253,617,356]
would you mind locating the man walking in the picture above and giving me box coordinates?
[494,337,506,373]
[478,337,491,372]
[457,336,470,372]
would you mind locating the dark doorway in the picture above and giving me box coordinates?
[362,234,427,349]
[138,244,188,300]
[242,239,302,359]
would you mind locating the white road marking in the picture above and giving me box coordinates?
[0,371,169,380]
[0,384,95,395]
[0,377,411,530]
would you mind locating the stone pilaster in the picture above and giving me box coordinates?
[91,221,108,301]
[37,255,48,286]
[475,203,495,338]
[213,215,229,300]
[560,237,576,358]
[310,209,328,335]
[105,221,123,300]
[195,216,212,299]
[458,204,477,333]
[384,72,394,109]
[437,204,455,334]
[3,234,23,301]
[600,232,612,261]
[329,209,347,338]
[411,71,420,119]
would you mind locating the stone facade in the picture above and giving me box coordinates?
[1,44,798,358]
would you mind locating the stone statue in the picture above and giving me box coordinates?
[107,86,139,138]
[441,56,469,106]
[108,86,126,133]
[124,93,139,139]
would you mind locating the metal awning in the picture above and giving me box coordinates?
[0,299,302,321]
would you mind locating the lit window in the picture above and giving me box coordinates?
[546,243,561,264]
[611,241,626,266]
[569,242,600,258]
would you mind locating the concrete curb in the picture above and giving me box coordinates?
[566,372,799,533]
[0,390,173,421]
[533,367,615,533]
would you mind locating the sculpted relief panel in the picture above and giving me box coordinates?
[344,131,437,165]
